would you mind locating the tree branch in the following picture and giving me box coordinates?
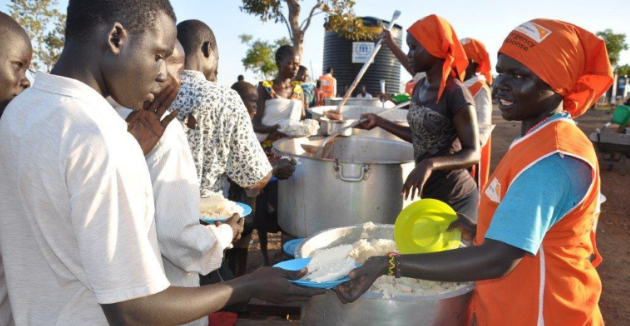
[278,11,293,39]
[300,1,323,32]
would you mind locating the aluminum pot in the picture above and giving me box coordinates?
[296,224,474,326]
[324,98,385,107]
[320,118,356,136]
[309,105,409,142]
[273,137,415,238]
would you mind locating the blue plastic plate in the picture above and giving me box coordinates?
[273,258,356,289]
[282,238,305,257]
[199,202,252,224]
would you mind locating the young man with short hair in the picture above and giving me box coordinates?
[173,20,279,197]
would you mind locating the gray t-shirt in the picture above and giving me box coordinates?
[407,77,478,205]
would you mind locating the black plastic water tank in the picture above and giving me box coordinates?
[322,17,403,97]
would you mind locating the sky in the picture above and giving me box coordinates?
[2,0,630,88]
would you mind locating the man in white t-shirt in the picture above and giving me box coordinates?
[0,1,323,325]
[111,40,244,326]
[0,12,33,326]
[355,85,373,99]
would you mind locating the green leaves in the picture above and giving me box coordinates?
[597,29,628,69]
[8,0,65,72]
[240,34,291,79]
[240,0,370,56]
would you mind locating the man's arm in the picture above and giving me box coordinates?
[102,268,326,326]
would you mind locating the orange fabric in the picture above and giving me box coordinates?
[474,119,603,326]
[318,75,335,99]
[467,79,490,98]
[407,14,468,102]
[499,19,613,118]
[405,79,418,96]
[314,88,326,106]
[461,38,493,84]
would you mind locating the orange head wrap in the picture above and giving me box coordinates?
[407,15,468,102]
[460,38,493,84]
[498,19,613,118]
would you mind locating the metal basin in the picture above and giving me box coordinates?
[273,137,415,238]
[296,224,474,326]
[309,105,409,142]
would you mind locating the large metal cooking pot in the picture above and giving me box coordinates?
[324,98,385,107]
[309,105,408,142]
[273,137,415,237]
[296,224,474,326]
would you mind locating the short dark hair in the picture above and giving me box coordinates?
[326,67,333,74]
[231,81,256,98]
[275,45,296,65]
[237,75,244,81]
[177,20,217,57]
[298,65,308,73]
[65,0,176,41]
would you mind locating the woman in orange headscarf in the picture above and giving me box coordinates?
[339,18,611,326]
[359,14,481,220]
[461,38,494,190]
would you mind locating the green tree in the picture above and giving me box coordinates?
[617,64,630,77]
[596,29,628,69]
[8,0,66,72]
[240,34,291,79]
[240,0,372,59]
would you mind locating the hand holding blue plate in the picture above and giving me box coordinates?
[199,202,252,224]
[273,258,356,289]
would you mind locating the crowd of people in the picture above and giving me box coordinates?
[0,1,614,325]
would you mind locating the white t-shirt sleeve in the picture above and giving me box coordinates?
[65,129,169,305]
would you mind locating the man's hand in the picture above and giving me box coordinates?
[272,158,297,180]
[248,267,327,304]
[334,256,388,304]
[127,85,179,155]
[225,214,244,243]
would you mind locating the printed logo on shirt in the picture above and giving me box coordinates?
[515,21,552,43]
[485,178,502,203]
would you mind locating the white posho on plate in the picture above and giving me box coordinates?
[199,192,244,218]
[305,244,357,283]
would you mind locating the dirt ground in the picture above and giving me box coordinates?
[240,107,630,325]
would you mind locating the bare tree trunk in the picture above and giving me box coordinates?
[286,0,304,60]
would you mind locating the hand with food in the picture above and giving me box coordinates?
[127,85,179,155]
[402,161,433,201]
[334,256,388,304]
[246,267,328,304]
